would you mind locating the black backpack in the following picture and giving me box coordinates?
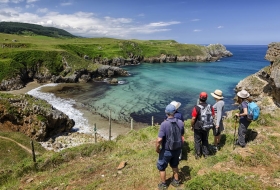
[197,104,214,131]
[166,119,182,150]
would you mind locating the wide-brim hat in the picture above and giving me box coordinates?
[170,101,181,110]
[237,89,250,99]
[211,89,224,100]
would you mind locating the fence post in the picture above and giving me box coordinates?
[30,140,36,163]
[152,116,154,126]
[109,109,111,141]
[94,123,97,143]
[131,118,133,130]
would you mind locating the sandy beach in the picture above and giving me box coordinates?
[2,81,146,142]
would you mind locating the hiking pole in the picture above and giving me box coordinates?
[233,116,238,150]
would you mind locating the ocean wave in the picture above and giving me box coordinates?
[27,83,91,134]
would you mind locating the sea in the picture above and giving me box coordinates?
[27,45,269,135]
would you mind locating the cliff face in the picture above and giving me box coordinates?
[0,94,75,141]
[0,43,232,91]
[264,43,280,105]
[143,44,232,63]
[235,42,280,112]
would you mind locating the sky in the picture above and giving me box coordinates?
[0,0,279,45]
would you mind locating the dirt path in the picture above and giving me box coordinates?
[0,136,32,154]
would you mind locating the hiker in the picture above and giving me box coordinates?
[234,89,252,148]
[156,104,185,190]
[191,92,215,159]
[211,89,225,151]
[165,101,184,160]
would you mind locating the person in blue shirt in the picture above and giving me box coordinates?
[157,104,185,190]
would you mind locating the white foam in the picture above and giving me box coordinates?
[27,83,91,134]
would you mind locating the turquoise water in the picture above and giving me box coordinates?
[50,45,269,125]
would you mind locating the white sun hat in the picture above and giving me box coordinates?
[170,101,181,110]
[237,89,250,99]
[211,89,224,100]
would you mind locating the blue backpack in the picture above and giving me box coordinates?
[247,102,260,121]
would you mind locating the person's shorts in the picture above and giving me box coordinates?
[157,149,181,171]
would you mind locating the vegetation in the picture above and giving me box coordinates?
[0,32,206,82]
[0,22,76,38]
[1,109,280,189]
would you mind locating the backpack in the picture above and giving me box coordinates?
[197,104,214,131]
[166,120,182,150]
[247,101,260,121]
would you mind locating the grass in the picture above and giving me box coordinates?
[0,33,208,81]
[1,108,280,189]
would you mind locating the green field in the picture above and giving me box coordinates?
[0,33,206,82]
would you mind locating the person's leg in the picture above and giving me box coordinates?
[194,129,202,156]
[159,170,166,183]
[169,149,181,187]
[157,150,171,184]
[201,130,210,156]
[237,123,247,147]
[171,167,179,181]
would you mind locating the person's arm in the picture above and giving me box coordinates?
[156,137,162,153]
[191,107,197,131]
[215,104,222,128]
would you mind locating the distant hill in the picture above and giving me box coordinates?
[0,21,77,38]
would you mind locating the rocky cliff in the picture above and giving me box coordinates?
[235,42,280,112]
[0,93,75,141]
[0,43,232,91]
[143,44,232,63]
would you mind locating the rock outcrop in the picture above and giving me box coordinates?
[0,94,75,141]
[264,43,280,105]
[235,42,280,112]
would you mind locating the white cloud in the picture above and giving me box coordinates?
[36,8,48,13]
[11,0,24,3]
[191,19,200,22]
[147,21,180,27]
[27,0,38,3]
[217,26,223,29]
[25,4,34,8]
[61,2,72,6]
[193,29,201,32]
[0,7,181,38]
[0,0,9,3]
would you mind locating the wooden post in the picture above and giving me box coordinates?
[94,123,97,143]
[152,116,154,126]
[131,118,133,130]
[30,140,36,163]
[109,109,111,141]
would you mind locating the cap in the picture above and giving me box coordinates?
[165,104,176,114]
[200,92,208,100]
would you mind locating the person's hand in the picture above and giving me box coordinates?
[235,113,239,118]
[216,125,219,129]
[156,147,161,153]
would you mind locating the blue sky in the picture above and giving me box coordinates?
[0,0,279,45]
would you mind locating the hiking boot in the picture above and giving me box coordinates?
[235,141,245,148]
[213,146,218,151]
[204,154,209,159]
[171,179,180,187]
[195,154,201,160]
[158,182,167,190]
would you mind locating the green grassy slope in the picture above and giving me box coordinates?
[1,110,280,189]
[0,22,76,38]
[0,33,206,82]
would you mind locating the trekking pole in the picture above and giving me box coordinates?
[233,116,238,150]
